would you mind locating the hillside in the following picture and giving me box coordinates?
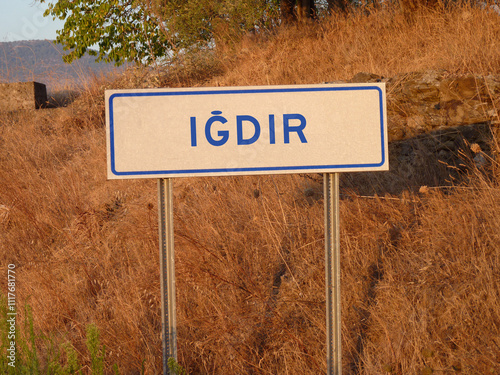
[0,40,126,92]
[1,4,500,375]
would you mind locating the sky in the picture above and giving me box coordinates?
[0,0,65,42]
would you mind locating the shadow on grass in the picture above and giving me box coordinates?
[43,89,81,108]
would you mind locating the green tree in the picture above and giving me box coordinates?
[40,0,170,65]
[148,0,281,49]
[41,0,342,66]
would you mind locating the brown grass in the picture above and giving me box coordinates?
[1,3,500,374]
[207,3,500,87]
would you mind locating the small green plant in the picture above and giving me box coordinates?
[49,343,81,375]
[86,324,106,375]
[22,303,40,374]
[65,343,80,375]
[0,294,14,374]
[0,295,116,374]
[0,297,40,374]
[168,357,188,375]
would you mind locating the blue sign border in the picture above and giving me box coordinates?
[108,86,386,177]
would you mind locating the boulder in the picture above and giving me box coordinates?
[343,70,499,194]
[352,70,500,142]
[0,81,47,111]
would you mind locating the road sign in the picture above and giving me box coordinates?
[106,84,388,179]
[105,83,388,375]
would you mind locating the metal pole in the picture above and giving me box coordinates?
[158,178,177,374]
[324,173,342,375]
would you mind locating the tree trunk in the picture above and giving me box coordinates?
[296,0,315,22]
[281,0,316,24]
[328,0,349,13]
[281,0,296,24]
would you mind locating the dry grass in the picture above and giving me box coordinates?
[340,180,500,374]
[209,3,500,86]
[1,3,500,374]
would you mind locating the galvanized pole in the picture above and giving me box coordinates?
[158,178,177,374]
[324,173,342,375]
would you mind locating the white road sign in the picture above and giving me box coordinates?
[106,84,388,179]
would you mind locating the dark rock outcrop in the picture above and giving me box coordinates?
[343,70,499,195]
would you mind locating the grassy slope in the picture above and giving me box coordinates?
[1,4,500,374]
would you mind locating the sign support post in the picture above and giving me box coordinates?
[324,173,342,375]
[158,178,177,374]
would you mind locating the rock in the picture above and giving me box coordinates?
[377,70,500,142]
[0,81,47,111]
[315,71,500,195]
[349,122,492,195]
[350,72,383,83]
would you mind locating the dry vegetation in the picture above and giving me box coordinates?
[1,3,500,374]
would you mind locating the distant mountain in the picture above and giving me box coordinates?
[0,40,127,92]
